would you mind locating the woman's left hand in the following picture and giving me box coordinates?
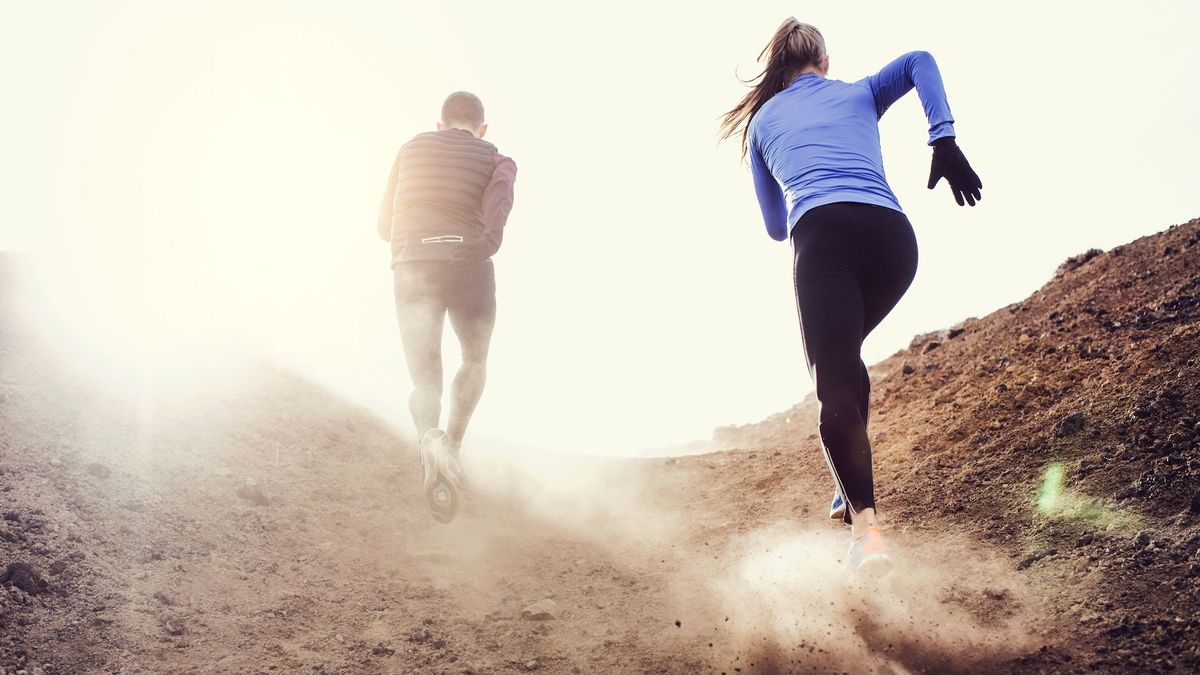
[927,137,983,207]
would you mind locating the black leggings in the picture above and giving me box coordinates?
[791,202,918,523]
[394,260,497,447]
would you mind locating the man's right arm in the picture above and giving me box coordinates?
[377,149,403,241]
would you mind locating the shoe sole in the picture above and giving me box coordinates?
[426,477,458,524]
[421,435,459,524]
[854,552,894,577]
[829,503,846,521]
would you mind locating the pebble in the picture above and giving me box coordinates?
[86,463,111,479]
[524,660,540,671]
[235,482,270,507]
[163,616,186,636]
[521,599,562,621]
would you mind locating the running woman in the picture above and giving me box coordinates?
[720,19,982,570]
[378,91,517,522]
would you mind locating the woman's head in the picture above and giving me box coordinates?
[720,18,829,159]
[777,19,827,76]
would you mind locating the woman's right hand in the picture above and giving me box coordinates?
[927,137,983,207]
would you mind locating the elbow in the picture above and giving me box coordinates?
[767,222,788,242]
[904,50,935,74]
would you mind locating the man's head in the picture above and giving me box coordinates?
[437,91,487,138]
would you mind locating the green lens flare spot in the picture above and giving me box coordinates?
[1037,462,1064,514]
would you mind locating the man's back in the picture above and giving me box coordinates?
[379,128,512,265]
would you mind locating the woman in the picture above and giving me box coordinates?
[720,19,982,572]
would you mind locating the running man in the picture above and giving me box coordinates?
[377,91,517,521]
[720,20,982,571]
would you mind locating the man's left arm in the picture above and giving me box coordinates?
[482,151,517,255]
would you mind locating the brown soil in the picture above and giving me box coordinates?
[2,217,1198,674]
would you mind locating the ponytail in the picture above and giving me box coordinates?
[719,18,827,160]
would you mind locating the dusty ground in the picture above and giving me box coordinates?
[2,217,1198,673]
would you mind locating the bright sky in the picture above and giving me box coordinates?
[3,1,1198,455]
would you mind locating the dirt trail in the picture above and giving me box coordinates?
[3,217,1199,674]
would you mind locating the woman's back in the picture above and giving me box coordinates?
[750,73,899,223]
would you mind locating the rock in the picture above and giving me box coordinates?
[163,616,186,636]
[982,588,1008,601]
[235,481,270,507]
[408,628,432,644]
[1076,533,1095,548]
[1,561,49,595]
[524,660,540,671]
[923,340,942,354]
[1189,491,1200,515]
[1133,531,1152,548]
[1017,547,1057,570]
[49,458,63,467]
[901,364,916,375]
[1056,412,1086,436]
[2,512,18,522]
[1058,248,1103,274]
[23,516,46,532]
[371,643,395,656]
[947,327,966,339]
[521,599,562,621]
[86,463,111,479]
[47,560,67,576]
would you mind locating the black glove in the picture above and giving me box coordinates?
[449,239,493,267]
[927,136,982,207]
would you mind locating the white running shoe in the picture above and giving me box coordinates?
[419,429,458,524]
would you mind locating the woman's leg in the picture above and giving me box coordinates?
[793,204,918,537]
[793,206,875,530]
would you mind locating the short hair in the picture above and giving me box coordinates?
[441,91,485,128]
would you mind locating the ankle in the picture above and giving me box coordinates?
[850,508,879,539]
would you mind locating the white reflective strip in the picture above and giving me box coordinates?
[421,235,465,244]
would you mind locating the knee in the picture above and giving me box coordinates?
[817,387,864,426]
[412,381,442,399]
[460,353,488,371]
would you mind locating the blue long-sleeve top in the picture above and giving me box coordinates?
[748,51,957,241]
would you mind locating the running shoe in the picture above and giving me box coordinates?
[846,526,892,574]
[829,490,846,521]
[419,429,458,523]
[445,445,470,491]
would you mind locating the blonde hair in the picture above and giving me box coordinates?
[720,18,827,159]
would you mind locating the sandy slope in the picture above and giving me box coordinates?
[2,217,1199,674]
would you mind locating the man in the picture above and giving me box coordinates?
[377,91,517,522]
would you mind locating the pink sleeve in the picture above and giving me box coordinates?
[482,151,517,255]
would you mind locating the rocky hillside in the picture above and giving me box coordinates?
[686,216,1200,671]
[1,216,1198,674]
